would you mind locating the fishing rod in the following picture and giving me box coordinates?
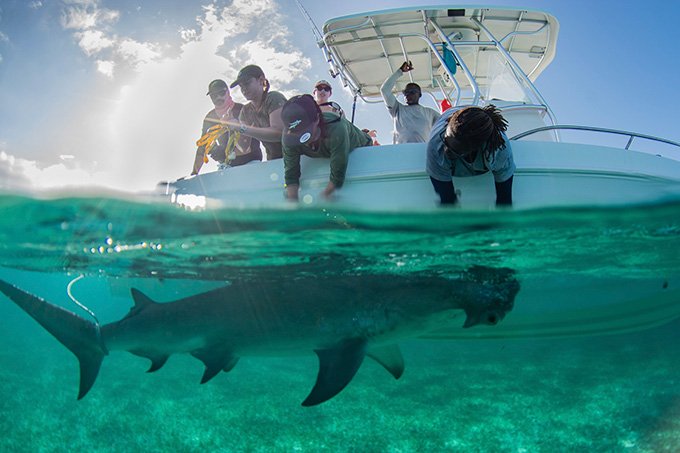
[293,0,360,124]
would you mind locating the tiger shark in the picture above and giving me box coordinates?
[0,266,519,406]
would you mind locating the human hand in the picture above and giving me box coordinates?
[400,61,413,72]
[286,184,299,201]
[322,181,336,198]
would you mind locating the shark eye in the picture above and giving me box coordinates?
[486,313,499,325]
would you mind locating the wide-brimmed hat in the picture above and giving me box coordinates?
[280,94,320,147]
[230,65,265,88]
[206,79,228,95]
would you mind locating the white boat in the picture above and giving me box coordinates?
[159,6,680,211]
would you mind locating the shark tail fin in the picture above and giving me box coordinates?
[0,279,107,400]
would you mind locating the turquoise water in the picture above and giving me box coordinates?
[0,192,679,451]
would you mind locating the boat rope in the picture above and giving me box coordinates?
[66,274,102,341]
[196,125,241,165]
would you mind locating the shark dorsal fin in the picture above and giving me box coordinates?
[125,288,158,318]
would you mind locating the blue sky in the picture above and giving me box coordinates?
[1,0,679,192]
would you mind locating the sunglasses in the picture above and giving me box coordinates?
[315,86,331,92]
[209,90,227,98]
[402,88,420,96]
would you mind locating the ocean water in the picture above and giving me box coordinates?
[0,192,679,452]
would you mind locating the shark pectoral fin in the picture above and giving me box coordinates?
[191,349,238,384]
[302,338,367,407]
[129,350,169,373]
[222,356,239,373]
[0,279,107,400]
[367,344,404,379]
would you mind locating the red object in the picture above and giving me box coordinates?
[440,99,452,112]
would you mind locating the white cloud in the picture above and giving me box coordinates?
[75,29,114,56]
[96,59,114,77]
[0,151,104,192]
[60,4,119,30]
[61,2,160,76]
[0,31,9,43]
[232,40,309,86]
[179,28,197,42]
[116,38,161,67]
[29,1,44,9]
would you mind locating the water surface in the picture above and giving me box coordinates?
[0,193,678,451]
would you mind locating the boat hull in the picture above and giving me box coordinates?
[159,141,680,211]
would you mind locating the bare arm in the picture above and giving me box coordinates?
[380,69,402,110]
[208,107,284,144]
[380,61,413,111]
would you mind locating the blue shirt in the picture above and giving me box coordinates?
[426,107,515,183]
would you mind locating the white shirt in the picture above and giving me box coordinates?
[380,69,440,144]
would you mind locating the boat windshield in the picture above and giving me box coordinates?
[445,44,536,106]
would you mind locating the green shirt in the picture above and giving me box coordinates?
[283,112,372,188]
[239,91,287,160]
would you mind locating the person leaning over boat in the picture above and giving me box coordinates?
[426,105,515,206]
[191,79,262,175]
[380,61,440,144]
[312,79,344,117]
[281,94,373,200]
[228,64,286,161]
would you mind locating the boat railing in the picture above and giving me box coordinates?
[511,125,680,156]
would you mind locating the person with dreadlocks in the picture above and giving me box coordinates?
[281,94,373,200]
[426,105,515,206]
[191,79,262,175]
[228,64,287,161]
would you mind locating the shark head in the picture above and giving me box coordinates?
[458,266,520,328]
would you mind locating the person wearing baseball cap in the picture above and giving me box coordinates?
[312,80,344,117]
[280,94,373,200]
[222,64,287,161]
[191,79,262,175]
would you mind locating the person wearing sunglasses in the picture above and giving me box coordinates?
[380,61,440,144]
[191,79,262,175]
[313,80,344,117]
[426,105,515,206]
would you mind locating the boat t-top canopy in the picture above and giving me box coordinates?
[320,6,559,109]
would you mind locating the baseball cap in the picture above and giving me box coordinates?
[230,65,265,88]
[314,79,332,90]
[280,94,320,147]
[206,79,228,95]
